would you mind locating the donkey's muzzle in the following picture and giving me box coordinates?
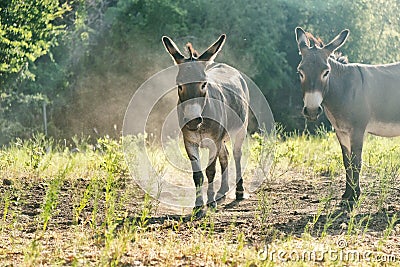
[302,106,323,121]
[184,117,203,131]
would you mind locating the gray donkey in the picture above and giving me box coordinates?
[296,27,400,204]
[162,34,249,215]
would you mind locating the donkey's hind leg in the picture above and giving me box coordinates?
[206,157,217,209]
[233,126,246,200]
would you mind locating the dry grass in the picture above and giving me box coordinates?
[0,131,400,266]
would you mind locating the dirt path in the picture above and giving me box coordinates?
[1,168,400,265]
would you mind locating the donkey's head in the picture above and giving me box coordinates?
[295,27,349,121]
[162,34,226,130]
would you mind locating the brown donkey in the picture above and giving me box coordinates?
[295,27,400,205]
[162,35,249,215]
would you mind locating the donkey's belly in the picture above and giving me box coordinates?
[366,121,400,137]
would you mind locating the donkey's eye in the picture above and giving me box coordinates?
[297,71,304,80]
[322,70,330,78]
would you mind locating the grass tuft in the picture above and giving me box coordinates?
[1,131,400,265]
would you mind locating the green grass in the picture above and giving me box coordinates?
[0,130,399,266]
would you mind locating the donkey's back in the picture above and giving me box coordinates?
[206,63,249,131]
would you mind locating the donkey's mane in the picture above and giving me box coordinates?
[305,32,324,48]
[186,43,199,58]
[306,32,348,64]
[330,52,349,64]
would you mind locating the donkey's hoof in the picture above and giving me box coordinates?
[216,194,226,204]
[341,193,359,206]
[207,201,217,211]
[342,189,360,202]
[340,199,356,210]
[236,191,245,201]
[192,207,205,220]
[341,192,353,200]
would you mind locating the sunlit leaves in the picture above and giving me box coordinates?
[0,0,70,79]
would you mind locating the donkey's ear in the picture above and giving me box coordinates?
[162,36,185,64]
[198,34,226,62]
[324,29,349,53]
[295,27,309,54]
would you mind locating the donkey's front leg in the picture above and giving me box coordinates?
[348,134,363,202]
[339,131,364,203]
[185,142,204,215]
[339,143,353,200]
[205,140,222,209]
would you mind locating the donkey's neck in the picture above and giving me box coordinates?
[327,57,354,82]
[323,58,364,129]
[325,58,360,105]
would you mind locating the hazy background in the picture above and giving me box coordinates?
[1,0,400,145]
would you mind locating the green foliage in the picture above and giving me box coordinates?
[290,0,400,64]
[0,0,69,80]
[1,0,400,144]
[40,163,69,231]
[0,0,70,144]
[97,136,127,175]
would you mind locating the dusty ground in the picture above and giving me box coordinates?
[1,166,399,266]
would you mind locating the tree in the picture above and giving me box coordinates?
[0,0,69,86]
[2,0,400,144]
[0,0,69,144]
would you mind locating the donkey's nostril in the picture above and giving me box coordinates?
[184,117,202,124]
[317,106,323,115]
[192,117,203,125]
[185,117,203,130]
[302,105,323,121]
[302,107,309,116]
